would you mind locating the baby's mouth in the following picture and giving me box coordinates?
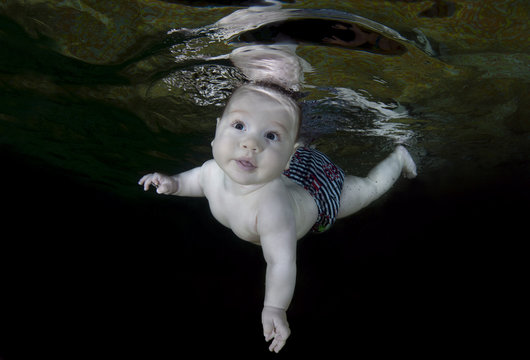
[235,159,257,171]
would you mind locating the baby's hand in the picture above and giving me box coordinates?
[262,306,290,353]
[138,172,178,195]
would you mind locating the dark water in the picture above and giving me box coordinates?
[1,1,528,358]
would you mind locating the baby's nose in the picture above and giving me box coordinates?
[241,137,261,152]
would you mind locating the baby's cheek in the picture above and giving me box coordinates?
[278,146,294,166]
[269,151,291,174]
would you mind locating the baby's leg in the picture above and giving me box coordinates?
[337,146,416,218]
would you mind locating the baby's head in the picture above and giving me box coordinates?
[211,83,302,185]
[231,82,302,139]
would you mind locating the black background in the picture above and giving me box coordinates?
[1,145,526,359]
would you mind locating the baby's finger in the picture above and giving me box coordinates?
[144,177,160,192]
[143,178,153,191]
[269,335,286,353]
[157,183,172,194]
[276,322,290,340]
[138,174,151,185]
[263,322,274,342]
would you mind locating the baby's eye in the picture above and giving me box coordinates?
[265,132,279,141]
[232,121,245,131]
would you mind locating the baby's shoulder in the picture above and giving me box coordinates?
[200,159,218,169]
[200,159,224,177]
[199,159,223,187]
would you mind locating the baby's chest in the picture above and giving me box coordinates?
[206,193,259,242]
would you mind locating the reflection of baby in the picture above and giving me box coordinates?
[139,82,417,352]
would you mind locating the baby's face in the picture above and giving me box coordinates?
[212,88,299,186]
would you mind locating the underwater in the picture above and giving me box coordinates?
[1,0,528,358]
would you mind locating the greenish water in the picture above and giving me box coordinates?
[0,1,528,358]
[1,0,528,197]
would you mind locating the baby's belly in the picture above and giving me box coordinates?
[208,202,261,244]
[207,179,318,244]
[282,177,318,239]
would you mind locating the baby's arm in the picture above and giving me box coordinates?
[138,166,205,197]
[337,145,417,218]
[257,193,297,353]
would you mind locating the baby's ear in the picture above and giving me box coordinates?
[285,143,299,170]
[293,142,303,152]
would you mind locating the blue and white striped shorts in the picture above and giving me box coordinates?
[283,147,345,233]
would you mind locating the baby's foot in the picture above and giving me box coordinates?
[396,145,417,179]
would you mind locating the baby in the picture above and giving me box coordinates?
[139,82,417,353]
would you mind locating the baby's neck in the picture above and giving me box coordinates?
[222,174,269,196]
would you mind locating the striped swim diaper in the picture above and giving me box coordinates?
[283,147,345,232]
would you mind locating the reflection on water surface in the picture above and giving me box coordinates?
[1,1,528,195]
